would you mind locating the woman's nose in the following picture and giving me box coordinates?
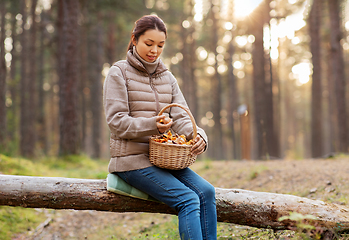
[150,46,157,53]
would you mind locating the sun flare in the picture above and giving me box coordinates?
[234,0,263,19]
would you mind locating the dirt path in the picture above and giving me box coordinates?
[15,157,349,239]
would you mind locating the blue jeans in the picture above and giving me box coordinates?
[116,166,217,240]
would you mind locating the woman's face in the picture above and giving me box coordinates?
[132,29,166,63]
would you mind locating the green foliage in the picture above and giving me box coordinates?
[279,212,317,222]
[0,154,48,176]
[279,212,326,239]
[217,223,289,239]
[135,216,179,239]
[43,155,109,179]
[0,154,109,239]
[0,154,109,179]
[0,207,47,240]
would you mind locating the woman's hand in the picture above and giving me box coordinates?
[156,115,172,133]
[191,135,206,156]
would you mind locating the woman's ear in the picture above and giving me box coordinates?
[131,35,137,46]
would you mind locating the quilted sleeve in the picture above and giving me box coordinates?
[103,65,160,139]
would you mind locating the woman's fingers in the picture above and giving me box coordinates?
[155,117,205,154]
[191,136,206,156]
[156,115,172,133]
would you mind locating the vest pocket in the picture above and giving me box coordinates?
[110,138,128,157]
[110,137,121,158]
[110,137,150,157]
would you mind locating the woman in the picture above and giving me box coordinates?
[103,15,217,240]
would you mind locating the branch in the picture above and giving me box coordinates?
[1,175,349,232]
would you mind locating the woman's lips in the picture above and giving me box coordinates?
[147,55,156,61]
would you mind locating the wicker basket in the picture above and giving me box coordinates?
[149,103,197,170]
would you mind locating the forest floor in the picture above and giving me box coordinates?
[13,156,349,240]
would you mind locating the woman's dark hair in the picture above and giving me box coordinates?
[127,15,167,53]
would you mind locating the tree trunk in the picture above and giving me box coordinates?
[210,1,224,160]
[309,0,323,158]
[8,1,19,146]
[189,22,198,121]
[326,45,337,154]
[106,12,116,65]
[20,0,31,157]
[180,19,191,111]
[90,19,103,159]
[182,1,198,120]
[79,0,88,152]
[227,32,240,160]
[0,0,7,150]
[252,12,266,160]
[58,0,80,155]
[37,9,47,154]
[328,0,348,153]
[251,0,279,160]
[26,0,38,157]
[264,0,279,159]
[0,175,349,233]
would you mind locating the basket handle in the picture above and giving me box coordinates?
[158,103,197,140]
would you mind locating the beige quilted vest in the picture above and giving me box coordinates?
[103,51,207,172]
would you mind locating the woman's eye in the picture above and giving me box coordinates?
[158,45,163,48]
[146,43,152,46]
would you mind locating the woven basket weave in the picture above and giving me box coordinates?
[149,103,197,170]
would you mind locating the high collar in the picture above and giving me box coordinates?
[133,47,159,74]
[126,49,167,76]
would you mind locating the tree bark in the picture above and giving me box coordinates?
[106,11,116,65]
[309,0,323,158]
[20,0,31,157]
[179,1,198,121]
[188,21,198,121]
[252,10,267,160]
[264,0,279,159]
[0,174,349,233]
[0,0,7,149]
[79,0,88,152]
[328,0,348,153]
[251,0,279,160]
[26,0,38,157]
[210,0,224,160]
[58,0,80,155]
[227,32,240,160]
[37,9,47,154]
[8,1,19,145]
[180,17,191,112]
[89,18,103,159]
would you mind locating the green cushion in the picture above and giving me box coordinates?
[107,173,159,202]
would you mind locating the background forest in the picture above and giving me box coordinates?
[0,0,348,161]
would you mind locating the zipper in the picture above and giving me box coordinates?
[137,60,162,115]
[149,74,160,114]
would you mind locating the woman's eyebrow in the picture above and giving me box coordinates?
[146,39,165,43]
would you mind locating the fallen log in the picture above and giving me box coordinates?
[1,174,349,233]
